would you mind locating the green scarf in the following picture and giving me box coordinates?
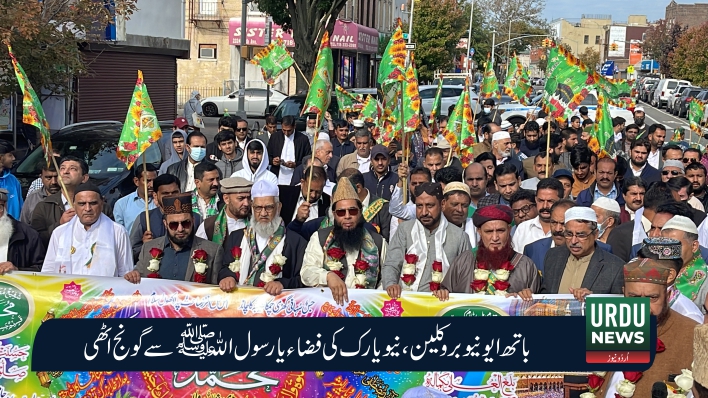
[211,207,229,245]
[675,252,708,302]
[246,221,285,285]
[191,190,220,218]
[322,228,379,288]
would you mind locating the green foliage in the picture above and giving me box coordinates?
[642,19,686,75]
[578,47,600,70]
[669,23,708,86]
[0,0,138,100]
[379,33,392,56]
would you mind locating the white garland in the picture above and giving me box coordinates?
[260,255,287,283]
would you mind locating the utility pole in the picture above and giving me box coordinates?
[465,0,475,74]
[237,0,248,118]
[406,0,415,67]
[265,16,272,115]
[491,31,496,65]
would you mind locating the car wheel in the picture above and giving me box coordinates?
[203,103,219,117]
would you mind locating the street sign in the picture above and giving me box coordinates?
[627,65,635,74]
[405,43,416,50]
[600,61,615,77]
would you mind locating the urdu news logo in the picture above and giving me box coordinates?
[585,297,651,364]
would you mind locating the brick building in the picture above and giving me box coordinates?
[666,0,708,29]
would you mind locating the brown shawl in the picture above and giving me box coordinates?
[441,251,542,294]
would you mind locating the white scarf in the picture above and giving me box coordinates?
[632,207,647,246]
[0,214,12,262]
[407,216,450,291]
[236,228,285,285]
[56,214,119,276]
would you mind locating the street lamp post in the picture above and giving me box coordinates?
[491,31,496,64]
[465,0,475,74]
[237,0,250,117]
[405,0,415,67]
[505,17,524,77]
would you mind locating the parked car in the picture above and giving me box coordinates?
[271,94,339,132]
[639,79,658,102]
[574,91,634,124]
[419,85,479,117]
[13,121,162,209]
[652,79,690,108]
[201,88,287,117]
[667,85,692,114]
[675,87,703,117]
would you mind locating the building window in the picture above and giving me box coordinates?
[199,44,217,59]
[584,35,589,44]
[595,35,600,44]
[199,0,217,15]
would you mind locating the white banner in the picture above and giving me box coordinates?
[608,26,626,57]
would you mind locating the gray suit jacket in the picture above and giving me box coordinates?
[540,245,624,294]
[135,235,224,285]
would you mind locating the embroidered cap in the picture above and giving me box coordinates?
[414,182,443,201]
[73,183,102,198]
[220,177,252,194]
[332,177,359,204]
[473,204,514,227]
[0,188,7,203]
[161,193,193,215]
[695,324,708,387]
[252,179,279,198]
[662,215,699,235]
[623,258,670,285]
[641,237,682,260]
[564,206,597,224]
[443,182,471,199]
[592,197,621,214]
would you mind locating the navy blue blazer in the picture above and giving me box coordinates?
[623,164,661,185]
[575,182,626,207]
[523,237,613,275]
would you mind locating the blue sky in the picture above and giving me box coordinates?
[542,0,666,23]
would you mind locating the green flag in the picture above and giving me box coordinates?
[447,77,476,167]
[360,95,381,124]
[377,20,406,85]
[595,75,633,98]
[480,53,501,100]
[7,45,52,165]
[689,98,705,133]
[428,74,443,130]
[542,45,596,121]
[504,54,532,105]
[301,31,333,125]
[335,84,363,114]
[250,38,295,85]
[117,70,163,169]
[403,63,421,133]
[588,90,615,159]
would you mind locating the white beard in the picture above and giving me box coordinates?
[0,213,14,260]
[250,215,282,239]
[306,127,316,136]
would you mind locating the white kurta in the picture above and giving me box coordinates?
[195,216,247,240]
[42,213,133,277]
[301,232,387,288]
[278,134,296,184]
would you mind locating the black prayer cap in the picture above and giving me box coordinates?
[73,183,102,198]
[414,182,443,201]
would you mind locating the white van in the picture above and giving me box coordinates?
[652,79,690,108]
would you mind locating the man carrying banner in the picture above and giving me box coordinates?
[43,183,132,277]
[301,177,387,305]
[595,259,696,398]
[126,192,223,285]
[436,204,540,299]
[0,188,45,274]
[382,182,471,298]
[196,177,251,246]
[218,180,306,295]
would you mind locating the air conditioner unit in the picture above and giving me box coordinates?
[200,47,216,59]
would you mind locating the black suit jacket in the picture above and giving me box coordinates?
[289,155,338,184]
[267,131,312,177]
[607,221,635,262]
[540,245,625,294]
[218,228,306,289]
[623,165,661,185]
[278,185,331,224]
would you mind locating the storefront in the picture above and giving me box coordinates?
[330,19,379,88]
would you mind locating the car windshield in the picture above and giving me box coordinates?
[272,98,304,119]
[16,126,161,181]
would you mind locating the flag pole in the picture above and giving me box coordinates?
[142,154,151,233]
[400,79,408,205]
[293,62,311,87]
[544,120,552,177]
[51,155,72,208]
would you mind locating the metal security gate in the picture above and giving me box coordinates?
[76,51,177,122]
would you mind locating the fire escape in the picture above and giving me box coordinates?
[189,0,227,29]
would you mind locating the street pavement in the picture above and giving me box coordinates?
[636,100,708,147]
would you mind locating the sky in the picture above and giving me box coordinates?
[542,0,666,23]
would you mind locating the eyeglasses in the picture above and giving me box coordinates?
[168,220,192,231]
[334,207,360,217]
[253,204,276,214]
[512,204,536,216]
[236,127,249,131]
[662,170,682,176]
[683,158,698,164]
[563,229,596,240]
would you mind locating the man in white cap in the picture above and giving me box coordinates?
[196,177,252,247]
[499,120,514,133]
[661,215,708,312]
[218,179,307,296]
[591,197,621,244]
[336,128,372,176]
[301,177,387,305]
[633,106,647,137]
[517,206,624,301]
[440,182,476,247]
[491,130,525,179]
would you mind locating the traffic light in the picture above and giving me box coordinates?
[541,38,552,48]
[610,43,618,52]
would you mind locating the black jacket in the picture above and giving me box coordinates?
[8,217,46,271]
[267,131,312,177]
[279,185,331,224]
[540,245,625,294]
[218,228,306,289]
[363,171,399,201]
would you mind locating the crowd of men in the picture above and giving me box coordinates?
[2,102,708,396]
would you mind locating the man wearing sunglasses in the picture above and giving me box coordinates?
[126,192,223,286]
[43,183,133,277]
[301,177,387,305]
[218,180,307,296]
[661,160,685,183]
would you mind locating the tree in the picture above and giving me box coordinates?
[669,22,708,86]
[0,0,138,100]
[256,0,348,90]
[578,47,600,71]
[479,0,547,61]
[409,0,468,81]
[642,19,686,75]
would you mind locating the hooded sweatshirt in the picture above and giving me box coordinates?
[231,139,279,185]
[159,129,188,175]
[183,91,203,126]
[0,169,24,220]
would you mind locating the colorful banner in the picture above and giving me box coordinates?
[0,272,596,398]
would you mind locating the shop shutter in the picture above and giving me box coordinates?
[76,51,177,122]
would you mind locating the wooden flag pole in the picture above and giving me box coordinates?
[400,80,408,205]
[142,154,151,233]
[51,155,72,208]
[544,120,552,177]
[293,62,311,87]
[306,115,321,195]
